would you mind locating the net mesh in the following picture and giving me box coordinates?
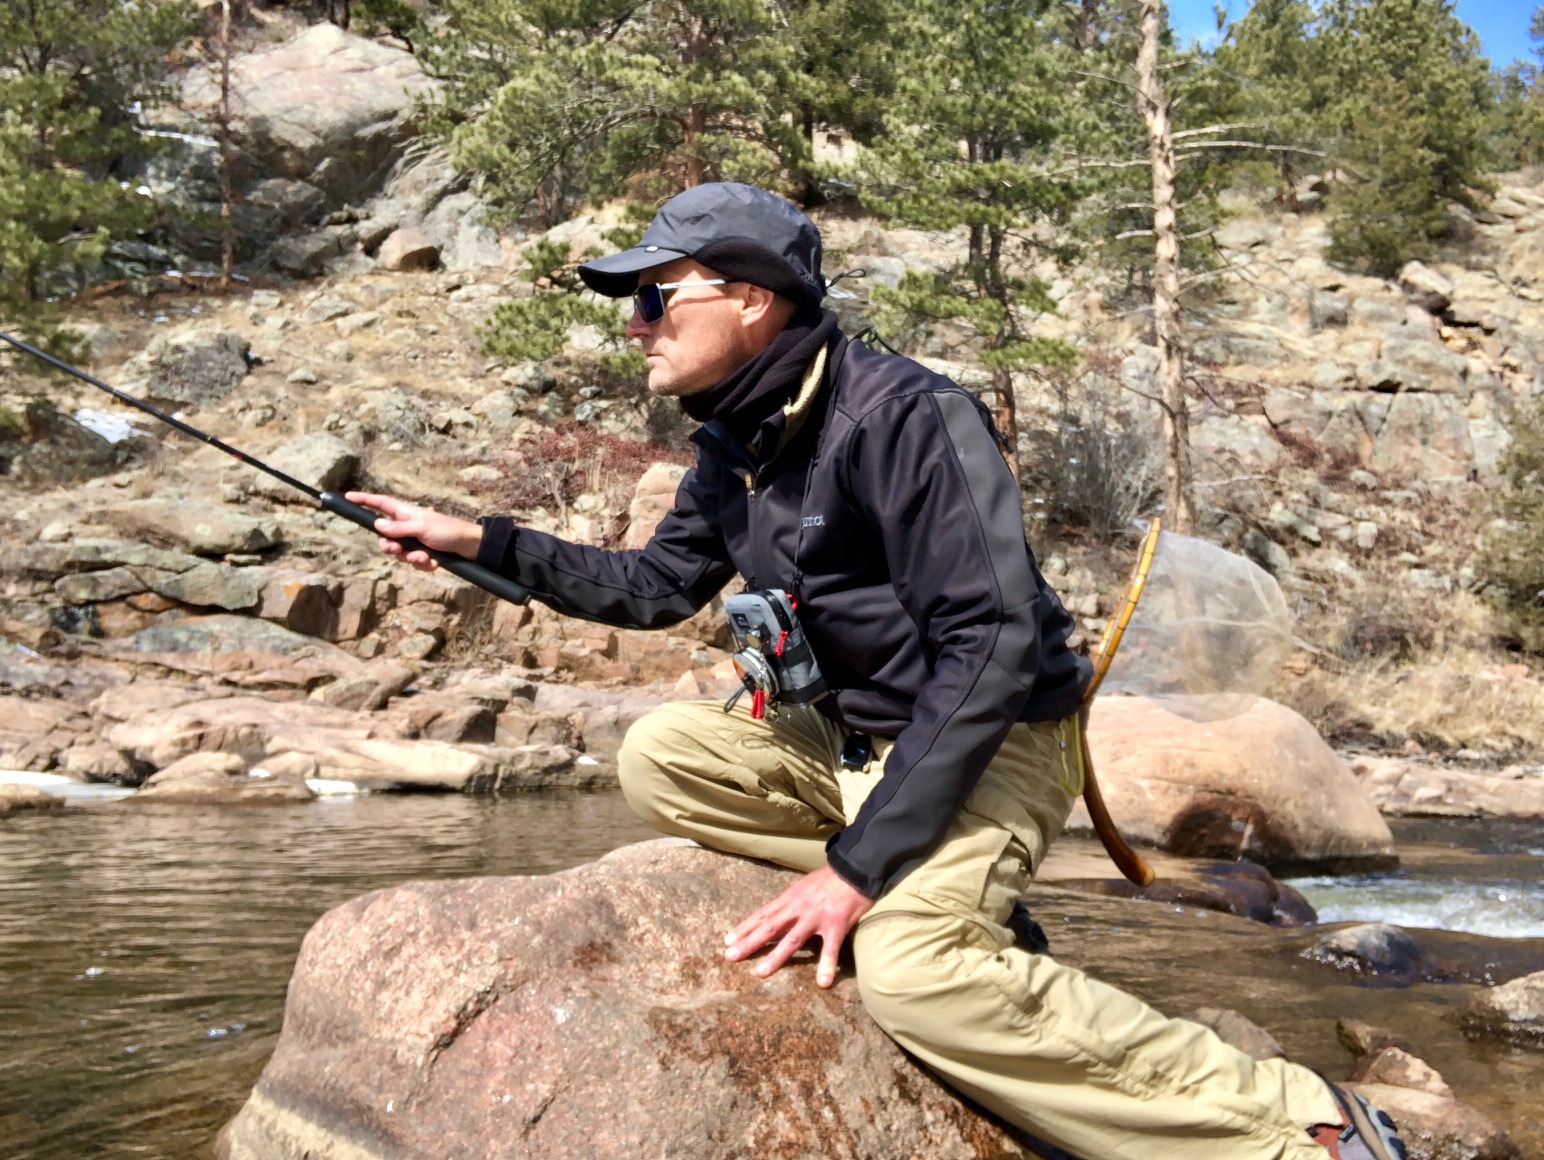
[1098,530,1293,722]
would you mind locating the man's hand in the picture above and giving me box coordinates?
[724,865,873,988]
[345,492,484,572]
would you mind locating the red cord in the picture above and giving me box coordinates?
[775,630,789,657]
[751,689,766,719]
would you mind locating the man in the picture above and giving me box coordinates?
[350,182,1405,1160]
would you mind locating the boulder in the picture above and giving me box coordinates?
[1302,923,1428,984]
[1055,859,1317,927]
[151,562,265,611]
[0,783,65,815]
[1079,696,1398,872]
[108,500,282,556]
[246,178,327,227]
[1348,1083,1520,1160]
[120,328,251,408]
[0,400,124,485]
[54,566,151,604]
[15,537,203,581]
[134,751,316,804]
[1348,1047,1452,1100]
[1460,969,1544,1050]
[308,659,415,711]
[180,25,431,205]
[245,433,359,501]
[376,227,440,272]
[625,462,688,549]
[215,840,1041,1160]
[1398,261,1454,314]
[258,572,342,638]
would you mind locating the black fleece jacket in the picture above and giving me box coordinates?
[477,330,1091,899]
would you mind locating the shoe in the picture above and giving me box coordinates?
[1308,1082,1408,1160]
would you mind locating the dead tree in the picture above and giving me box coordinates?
[216,0,235,289]
[1135,0,1193,534]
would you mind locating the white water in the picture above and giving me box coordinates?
[1288,873,1544,939]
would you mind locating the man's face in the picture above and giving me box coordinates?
[625,258,759,397]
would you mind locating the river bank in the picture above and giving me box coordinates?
[2,797,1540,1159]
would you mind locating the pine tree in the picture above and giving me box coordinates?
[1220,0,1494,275]
[422,0,804,226]
[853,0,1080,478]
[0,0,192,331]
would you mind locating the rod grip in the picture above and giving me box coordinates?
[320,492,531,607]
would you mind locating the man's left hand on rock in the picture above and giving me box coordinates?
[345,491,484,572]
[724,865,873,989]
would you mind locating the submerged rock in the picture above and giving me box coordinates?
[1302,922,1429,984]
[215,840,1040,1160]
[133,751,316,804]
[1349,1083,1520,1160]
[1080,696,1398,873]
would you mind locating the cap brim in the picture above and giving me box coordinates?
[577,246,690,297]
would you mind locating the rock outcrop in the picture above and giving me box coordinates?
[216,839,1042,1160]
[180,25,431,208]
[1349,756,1544,819]
[1079,696,1398,871]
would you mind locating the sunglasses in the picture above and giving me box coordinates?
[632,279,728,325]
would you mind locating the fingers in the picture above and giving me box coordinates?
[753,916,818,979]
[815,925,842,988]
[346,491,412,519]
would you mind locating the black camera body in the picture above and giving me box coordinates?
[722,588,826,720]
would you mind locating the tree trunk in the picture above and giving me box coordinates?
[217,0,234,290]
[1136,0,1194,535]
[683,104,707,187]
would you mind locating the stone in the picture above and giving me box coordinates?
[1361,334,1469,394]
[469,390,520,427]
[151,562,265,611]
[1057,859,1317,927]
[258,572,341,638]
[270,231,344,277]
[112,615,362,686]
[119,328,250,408]
[298,292,359,325]
[1370,393,1473,481]
[1308,290,1350,330]
[53,566,150,604]
[0,401,125,486]
[214,840,1040,1160]
[1348,1047,1453,1100]
[286,366,319,384]
[245,178,326,227]
[1302,923,1427,984]
[1243,528,1293,576]
[246,433,359,501]
[1398,261,1454,314]
[1348,1083,1520,1160]
[333,310,382,338]
[396,631,440,660]
[1337,1017,1416,1059]
[180,25,431,206]
[1181,1008,1285,1061]
[376,227,440,272]
[625,463,687,549]
[420,191,502,271]
[1355,521,1379,551]
[1079,697,1397,872]
[1460,969,1544,1049]
[0,784,65,815]
[134,750,317,804]
[60,742,136,784]
[109,501,282,557]
[308,659,415,711]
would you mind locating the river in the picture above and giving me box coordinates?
[1,790,1541,1159]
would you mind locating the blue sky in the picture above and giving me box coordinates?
[1171,0,1537,67]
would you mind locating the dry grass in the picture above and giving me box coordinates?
[1281,648,1544,760]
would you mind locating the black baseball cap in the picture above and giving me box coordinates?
[578,183,825,309]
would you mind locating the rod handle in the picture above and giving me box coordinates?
[320,492,532,607]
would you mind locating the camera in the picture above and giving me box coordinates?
[721,589,826,720]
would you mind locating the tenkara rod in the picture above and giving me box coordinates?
[1077,516,1163,888]
[0,330,532,607]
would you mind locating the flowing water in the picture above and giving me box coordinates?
[2,792,1541,1159]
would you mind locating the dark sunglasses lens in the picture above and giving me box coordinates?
[635,284,665,324]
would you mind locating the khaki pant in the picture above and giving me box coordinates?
[618,700,1340,1160]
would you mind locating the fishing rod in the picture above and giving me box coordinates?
[0,331,532,607]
